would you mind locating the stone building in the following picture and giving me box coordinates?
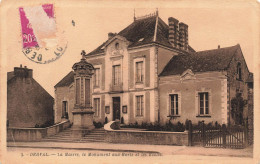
[54,12,253,126]
[7,65,54,127]
[159,44,252,125]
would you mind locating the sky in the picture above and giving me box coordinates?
[2,0,259,97]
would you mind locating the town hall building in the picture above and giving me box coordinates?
[54,12,253,126]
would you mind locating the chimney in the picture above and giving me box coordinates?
[108,32,115,40]
[168,17,179,48]
[179,23,188,50]
[14,65,33,78]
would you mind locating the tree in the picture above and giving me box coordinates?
[231,93,247,125]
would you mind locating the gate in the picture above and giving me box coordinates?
[190,121,248,149]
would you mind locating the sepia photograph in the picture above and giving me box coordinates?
[0,0,259,163]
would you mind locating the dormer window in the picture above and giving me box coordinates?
[115,43,119,50]
[237,62,242,80]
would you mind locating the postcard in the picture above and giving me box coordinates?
[0,0,259,163]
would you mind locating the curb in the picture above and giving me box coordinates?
[7,145,161,154]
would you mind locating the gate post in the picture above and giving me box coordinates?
[244,120,248,147]
[188,120,193,146]
[202,121,205,146]
[222,124,226,148]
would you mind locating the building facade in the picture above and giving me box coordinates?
[159,45,251,125]
[54,13,253,126]
[7,65,54,128]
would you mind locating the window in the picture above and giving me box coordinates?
[136,95,144,116]
[136,61,144,83]
[113,65,121,85]
[237,63,242,80]
[169,94,178,115]
[94,98,100,117]
[115,43,119,50]
[94,68,100,87]
[62,101,68,119]
[199,92,209,115]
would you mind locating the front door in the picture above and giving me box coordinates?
[113,97,120,121]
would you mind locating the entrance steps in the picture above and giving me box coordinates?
[41,128,106,143]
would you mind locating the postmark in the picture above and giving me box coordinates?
[19,4,67,64]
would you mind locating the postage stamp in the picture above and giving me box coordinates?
[19,4,67,64]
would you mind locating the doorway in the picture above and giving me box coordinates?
[112,97,120,121]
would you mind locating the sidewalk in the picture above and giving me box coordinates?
[7,141,253,158]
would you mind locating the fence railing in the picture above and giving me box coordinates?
[188,121,248,149]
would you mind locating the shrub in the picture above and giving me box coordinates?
[134,121,139,128]
[93,121,103,128]
[121,117,124,124]
[39,119,54,128]
[185,119,190,130]
[176,121,185,132]
[141,122,148,129]
[215,121,221,128]
[104,117,108,124]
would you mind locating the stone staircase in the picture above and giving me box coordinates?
[41,128,106,143]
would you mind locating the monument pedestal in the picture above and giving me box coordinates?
[71,109,95,138]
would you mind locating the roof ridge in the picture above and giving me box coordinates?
[54,71,74,88]
[194,44,239,54]
[224,44,240,70]
[153,15,159,42]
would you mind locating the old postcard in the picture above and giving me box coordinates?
[0,0,259,163]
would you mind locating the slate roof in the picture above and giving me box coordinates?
[87,16,194,56]
[160,44,240,76]
[54,71,74,88]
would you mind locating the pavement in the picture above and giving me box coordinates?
[7,141,253,158]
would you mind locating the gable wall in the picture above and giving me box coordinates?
[8,77,54,127]
[226,48,251,125]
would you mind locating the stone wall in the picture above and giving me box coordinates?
[7,120,70,142]
[105,129,188,146]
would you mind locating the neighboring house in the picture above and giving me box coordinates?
[54,12,253,126]
[7,65,54,128]
[159,45,252,125]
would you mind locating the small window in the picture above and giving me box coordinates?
[237,63,242,80]
[199,92,209,115]
[62,101,68,119]
[94,98,100,117]
[115,43,119,50]
[169,94,178,115]
[136,61,144,83]
[136,95,144,116]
